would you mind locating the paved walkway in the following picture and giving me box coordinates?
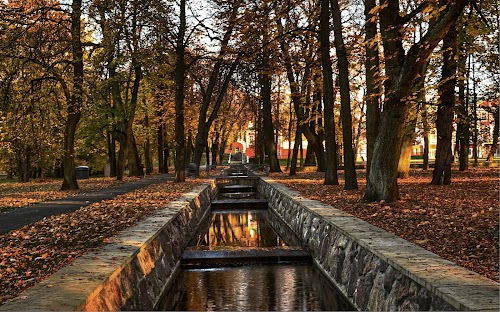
[0,174,174,235]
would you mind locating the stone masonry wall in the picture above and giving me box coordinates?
[0,182,215,311]
[258,178,499,311]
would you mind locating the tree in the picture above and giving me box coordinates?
[1,0,85,188]
[431,19,457,185]
[398,60,429,178]
[274,4,325,175]
[364,0,381,176]
[174,0,187,182]
[330,0,357,189]
[260,42,282,172]
[59,0,84,190]
[364,0,469,202]
[456,46,469,171]
[90,0,149,180]
[191,0,242,175]
[320,0,338,185]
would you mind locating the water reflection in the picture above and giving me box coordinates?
[158,263,355,311]
[195,210,287,248]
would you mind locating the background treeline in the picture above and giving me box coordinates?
[0,0,497,202]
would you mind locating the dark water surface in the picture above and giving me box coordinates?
[157,263,355,311]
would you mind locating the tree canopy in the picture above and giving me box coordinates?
[0,0,497,201]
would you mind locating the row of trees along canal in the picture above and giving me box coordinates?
[0,0,498,202]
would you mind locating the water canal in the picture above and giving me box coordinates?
[155,185,355,311]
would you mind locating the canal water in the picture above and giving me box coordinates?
[156,188,355,311]
[191,210,288,249]
[158,263,354,311]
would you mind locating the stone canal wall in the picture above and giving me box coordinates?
[0,182,215,311]
[258,178,499,311]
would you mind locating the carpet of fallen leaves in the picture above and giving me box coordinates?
[0,181,197,304]
[270,167,499,282]
[0,177,140,213]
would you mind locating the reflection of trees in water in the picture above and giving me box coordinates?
[205,212,283,248]
[168,265,353,311]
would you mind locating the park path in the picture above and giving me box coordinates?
[0,174,174,235]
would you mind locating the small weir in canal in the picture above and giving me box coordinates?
[156,181,355,311]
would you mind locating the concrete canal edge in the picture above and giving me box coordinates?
[0,182,216,311]
[258,177,500,311]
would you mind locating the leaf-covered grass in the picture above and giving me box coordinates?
[0,177,140,213]
[0,181,197,304]
[271,167,499,282]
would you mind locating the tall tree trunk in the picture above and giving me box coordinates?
[290,125,302,176]
[128,132,143,177]
[259,28,281,172]
[109,65,127,180]
[320,0,338,185]
[431,22,457,185]
[331,0,357,189]
[364,0,468,202]
[186,130,194,165]
[144,112,153,175]
[423,123,430,171]
[260,70,282,172]
[486,109,499,161]
[472,58,479,165]
[164,144,169,173]
[457,50,469,171]
[174,0,187,182]
[116,131,128,180]
[211,131,219,167]
[157,123,166,173]
[398,139,413,178]
[364,0,381,176]
[314,73,326,172]
[275,23,305,175]
[398,61,428,178]
[107,129,117,177]
[220,136,228,165]
[126,64,143,177]
[17,145,30,183]
[256,107,265,164]
[286,101,293,170]
[306,74,326,172]
[299,139,304,167]
[305,145,316,166]
[61,0,83,190]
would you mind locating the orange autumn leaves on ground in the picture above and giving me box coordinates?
[0,181,197,304]
[271,167,499,283]
[0,177,140,213]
